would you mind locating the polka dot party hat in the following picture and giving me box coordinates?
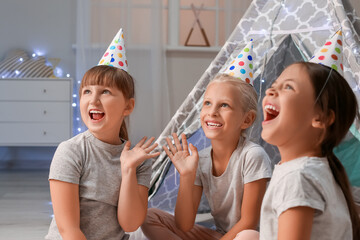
[309,30,343,75]
[223,39,255,85]
[98,28,128,72]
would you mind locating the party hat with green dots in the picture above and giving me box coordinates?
[223,39,254,85]
[98,28,128,72]
[309,30,343,75]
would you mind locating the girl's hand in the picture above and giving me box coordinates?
[120,137,160,171]
[163,133,199,176]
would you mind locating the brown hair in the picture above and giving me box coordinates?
[79,65,135,140]
[296,62,360,238]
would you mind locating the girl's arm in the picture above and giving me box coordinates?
[49,180,87,240]
[118,137,160,232]
[278,206,314,240]
[163,133,202,232]
[220,178,268,240]
[175,177,203,232]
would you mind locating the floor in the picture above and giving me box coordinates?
[0,170,213,240]
[0,170,52,240]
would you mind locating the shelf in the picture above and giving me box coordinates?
[72,44,222,53]
[166,45,221,53]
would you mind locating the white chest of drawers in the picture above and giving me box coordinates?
[0,78,73,146]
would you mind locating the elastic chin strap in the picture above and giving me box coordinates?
[314,68,333,105]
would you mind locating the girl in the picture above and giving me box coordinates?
[141,74,272,240]
[45,65,159,240]
[239,62,360,240]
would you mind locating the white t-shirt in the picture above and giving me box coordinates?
[260,156,352,240]
[45,130,152,240]
[194,138,272,234]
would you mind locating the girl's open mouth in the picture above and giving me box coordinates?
[206,121,223,128]
[89,110,105,121]
[263,104,279,121]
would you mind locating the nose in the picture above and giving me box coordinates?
[89,93,100,104]
[208,105,218,116]
[265,87,277,97]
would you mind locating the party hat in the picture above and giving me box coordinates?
[309,30,343,75]
[98,28,128,72]
[223,39,254,85]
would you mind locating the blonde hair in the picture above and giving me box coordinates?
[211,73,258,119]
[79,65,135,140]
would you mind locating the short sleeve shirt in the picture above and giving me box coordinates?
[194,138,272,234]
[45,130,152,240]
[260,156,352,240]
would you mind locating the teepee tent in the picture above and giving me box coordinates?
[148,0,360,213]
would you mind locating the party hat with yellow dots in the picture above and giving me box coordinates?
[98,28,128,72]
[223,39,254,85]
[309,30,343,75]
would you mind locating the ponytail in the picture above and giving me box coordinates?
[120,117,129,141]
[327,152,360,239]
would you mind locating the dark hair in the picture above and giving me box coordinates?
[79,65,135,140]
[296,62,360,238]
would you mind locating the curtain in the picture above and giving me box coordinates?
[75,0,170,143]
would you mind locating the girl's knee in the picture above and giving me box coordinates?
[233,229,259,240]
[142,208,171,232]
[142,208,160,228]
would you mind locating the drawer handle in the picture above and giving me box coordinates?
[43,89,47,93]
[43,131,47,135]
[43,110,47,115]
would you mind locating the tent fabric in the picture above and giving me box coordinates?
[148,0,360,209]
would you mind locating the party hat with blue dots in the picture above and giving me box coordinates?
[223,39,254,85]
[98,28,128,72]
[309,30,343,75]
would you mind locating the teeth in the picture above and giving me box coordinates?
[264,105,279,112]
[90,110,103,114]
[207,122,222,127]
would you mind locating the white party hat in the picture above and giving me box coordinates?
[98,28,128,72]
[223,40,255,85]
[309,30,343,75]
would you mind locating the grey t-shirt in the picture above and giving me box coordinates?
[45,130,152,240]
[260,156,352,240]
[194,138,272,234]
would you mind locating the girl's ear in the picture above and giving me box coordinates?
[312,109,335,129]
[241,110,256,130]
[123,98,135,116]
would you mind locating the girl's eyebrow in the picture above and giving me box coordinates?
[271,78,294,86]
[203,96,233,102]
[283,79,295,83]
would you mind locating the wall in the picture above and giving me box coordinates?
[0,0,76,78]
[0,0,76,169]
[166,50,218,115]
